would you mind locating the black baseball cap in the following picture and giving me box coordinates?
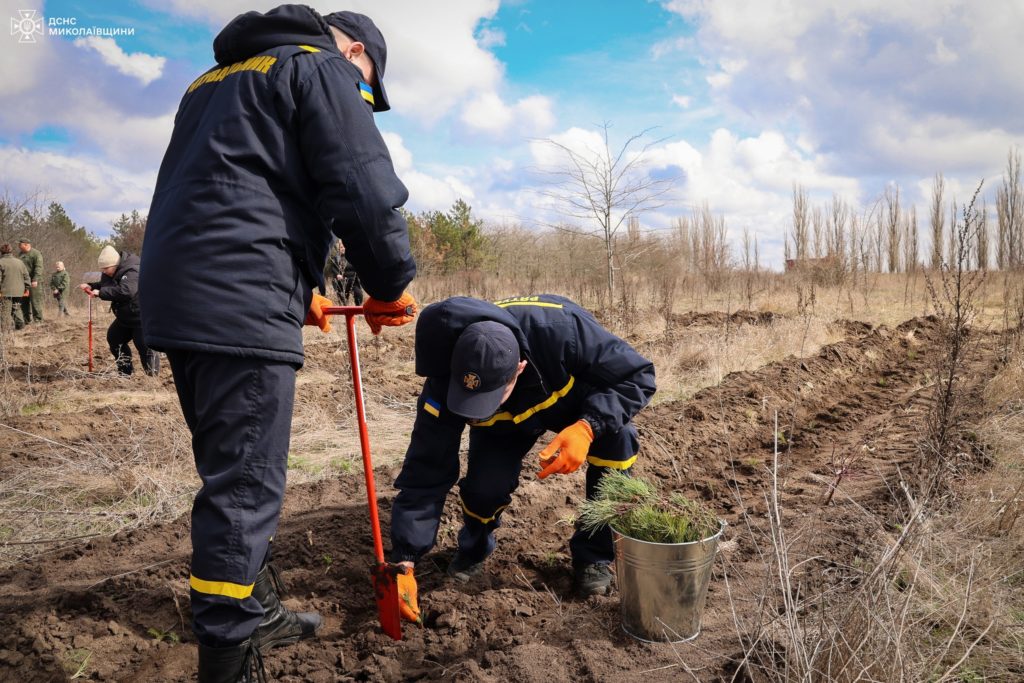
[324,11,390,112]
[447,321,520,420]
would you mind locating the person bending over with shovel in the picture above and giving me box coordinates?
[389,294,656,624]
[139,5,416,681]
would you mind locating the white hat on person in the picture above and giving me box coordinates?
[97,246,120,269]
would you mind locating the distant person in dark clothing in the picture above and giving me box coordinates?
[324,241,364,305]
[0,243,30,331]
[18,238,44,323]
[51,261,70,316]
[79,245,159,376]
[342,249,364,305]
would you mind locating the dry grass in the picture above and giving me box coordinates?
[726,345,1024,682]
[641,313,844,405]
[0,397,195,567]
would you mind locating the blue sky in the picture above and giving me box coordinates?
[1,0,1021,268]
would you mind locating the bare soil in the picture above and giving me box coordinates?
[0,312,1002,681]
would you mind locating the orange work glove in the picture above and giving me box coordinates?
[538,420,594,479]
[304,293,333,333]
[363,292,417,335]
[396,565,422,625]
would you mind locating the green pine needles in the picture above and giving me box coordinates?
[579,472,720,544]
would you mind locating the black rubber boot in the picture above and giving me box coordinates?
[197,640,266,683]
[251,563,322,652]
[574,563,614,597]
[446,551,486,583]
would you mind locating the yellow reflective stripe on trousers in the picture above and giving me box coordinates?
[460,496,508,524]
[472,376,575,427]
[586,454,638,469]
[189,574,254,599]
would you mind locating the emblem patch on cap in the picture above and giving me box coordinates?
[463,372,481,390]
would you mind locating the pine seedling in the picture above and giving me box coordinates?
[579,472,719,544]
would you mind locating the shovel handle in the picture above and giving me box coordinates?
[325,306,386,565]
[87,295,93,373]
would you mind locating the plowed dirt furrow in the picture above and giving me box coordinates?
[0,316,1001,683]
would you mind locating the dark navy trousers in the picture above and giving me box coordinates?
[167,350,297,647]
[459,424,638,568]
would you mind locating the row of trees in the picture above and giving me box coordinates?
[2,138,1019,313]
[0,193,145,287]
[786,148,1024,278]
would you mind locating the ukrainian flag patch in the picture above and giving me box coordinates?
[358,81,374,106]
[423,397,440,417]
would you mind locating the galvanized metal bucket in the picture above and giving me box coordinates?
[612,521,724,643]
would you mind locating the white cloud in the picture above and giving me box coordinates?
[460,92,555,138]
[520,124,862,267]
[146,0,509,124]
[380,131,475,211]
[929,37,957,65]
[662,0,1024,178]
[650,35,693,59]
[73,37,166,86]
[0,0,48,97]
[0,146,155,234]
[706,57,746,90]
[476,26,506,48]
[671,94,692,108]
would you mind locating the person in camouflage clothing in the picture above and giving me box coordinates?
[0,243,31,331]
[51,261,71,316]
[18,238,44,323]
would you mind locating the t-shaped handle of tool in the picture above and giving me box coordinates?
[322,305,403,640]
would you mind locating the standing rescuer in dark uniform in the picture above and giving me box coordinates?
[389,294,656,624]
[139,6,416,682]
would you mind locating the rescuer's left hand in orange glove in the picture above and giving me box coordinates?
[363,292,417,335]
[396,565,422,625]
[538,419,594,479]
[304,293,333,333]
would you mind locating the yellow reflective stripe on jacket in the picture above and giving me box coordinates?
[472,376,575,427]
[189,575,254,599]
[493,296,564,309]
[186,55,277,93]
[496,301,563,308]
[297,44,320,52]
[460,496,508,524]
[586,454,638,470]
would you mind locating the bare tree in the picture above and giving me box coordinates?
[826,194,848,269]
[536,124,673,305]
[812,205,824,258]
[976,198,989,271]
[930,173,945,269]
[791,183,810,260]
[996,147,1023,270]
[903,205,919,272]
[694,202,730,284]
[948,199,960,269]
[885,184,902,273]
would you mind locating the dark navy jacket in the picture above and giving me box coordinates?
[90,252,143,327]
[391,294,657,561]
[140,5,415,364]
